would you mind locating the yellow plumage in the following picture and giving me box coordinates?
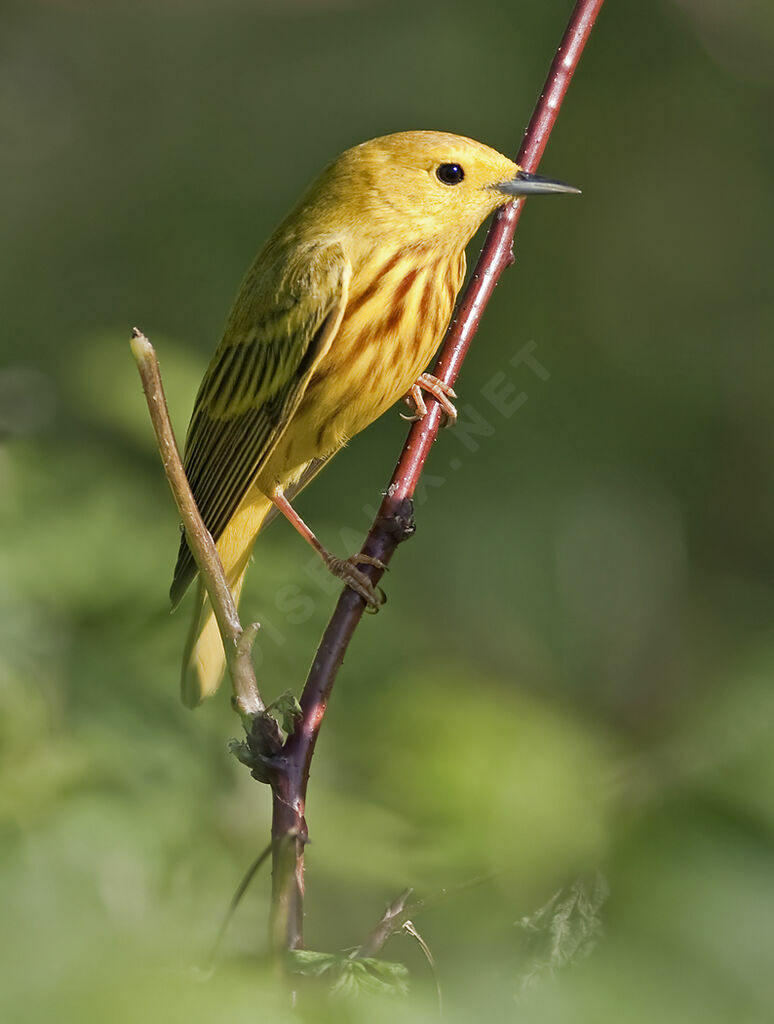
[173,130,576,706]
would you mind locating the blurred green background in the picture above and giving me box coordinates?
[2,0,774,1020]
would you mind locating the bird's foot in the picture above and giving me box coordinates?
[401,373,457,427]
[323,553,387,610]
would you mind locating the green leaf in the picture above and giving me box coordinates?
[286,951,409,997]
[514,871,609,994]
[266,690,303,738]
[286,949,341,978]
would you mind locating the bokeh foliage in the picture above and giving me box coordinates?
[2,0,774,1020]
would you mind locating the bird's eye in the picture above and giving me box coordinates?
[436,163,465,186]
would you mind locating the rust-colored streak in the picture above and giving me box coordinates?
[345,250,405,317]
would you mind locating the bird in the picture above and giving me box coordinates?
[171,130,578,707]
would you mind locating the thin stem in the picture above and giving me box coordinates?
[208,839,273,969]
[272,0,606,951]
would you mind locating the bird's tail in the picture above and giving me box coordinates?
[180,491,273,708]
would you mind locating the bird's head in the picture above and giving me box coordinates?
[316,130,579,249]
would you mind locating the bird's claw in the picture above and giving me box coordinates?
[350,552,388,572]
[324,554,386,610]
[401,373,457,428]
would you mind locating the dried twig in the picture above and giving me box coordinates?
[130,331,283,760]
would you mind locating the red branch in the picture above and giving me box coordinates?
[268,0,606,951]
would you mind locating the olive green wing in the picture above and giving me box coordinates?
[170,242,351,606]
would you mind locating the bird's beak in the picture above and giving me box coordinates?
[494,170,581,197]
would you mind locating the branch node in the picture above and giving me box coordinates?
[231,684,305,783]
[228,714,285,784]
[377,496,416,543]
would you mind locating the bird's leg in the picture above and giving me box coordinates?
[401,373,458,427]
[265,487,386,609]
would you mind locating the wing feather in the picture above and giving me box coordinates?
[170,241,350,605]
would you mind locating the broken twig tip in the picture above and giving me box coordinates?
[129,326,154,363]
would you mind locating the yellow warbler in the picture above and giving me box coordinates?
[172,130,577,706]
